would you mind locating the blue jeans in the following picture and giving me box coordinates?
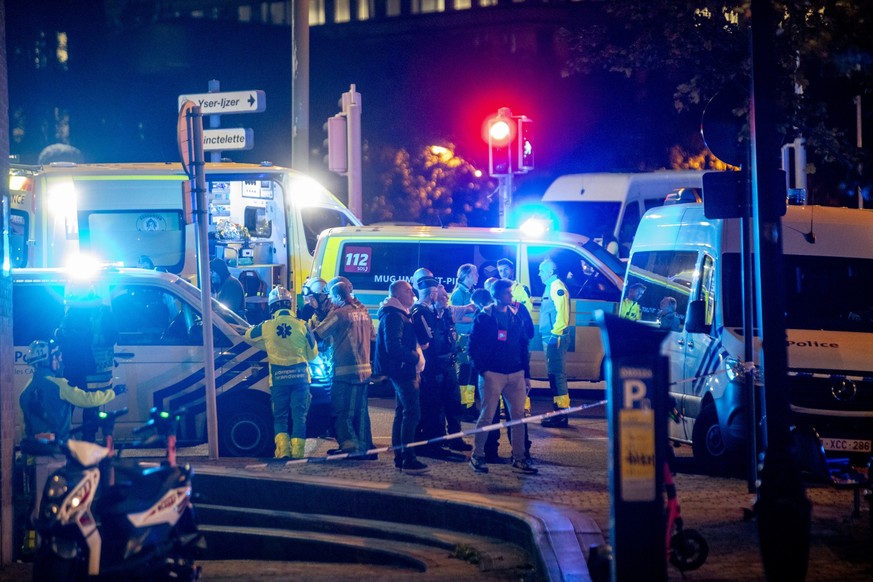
[332,378,373,452]
[391,377,421,462]
[272,382,311,439]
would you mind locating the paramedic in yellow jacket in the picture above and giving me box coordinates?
[245,286,318,459]
[538,258,572,428]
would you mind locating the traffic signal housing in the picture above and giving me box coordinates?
[517,116,534,173]
[487,108,516,176]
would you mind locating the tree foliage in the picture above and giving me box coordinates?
[563,1,873,196]
[365,144,497,226]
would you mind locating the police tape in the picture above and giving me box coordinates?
[244,399,607,470]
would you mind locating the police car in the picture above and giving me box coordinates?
[12,267,329,457]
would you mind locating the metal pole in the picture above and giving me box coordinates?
[345,85,363,221]
[189,108,220,460]
[749,1,810,578]
[856,95,863,209]
[291,0,310,172]
[208,79,221,163]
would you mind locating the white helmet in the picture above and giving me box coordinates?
[25,340,56,367]
[302,278,327,297]
[268,286,293,310]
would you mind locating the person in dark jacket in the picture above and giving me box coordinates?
[411,277,470,460]
[468,279,537,475]
[56,282,118,442]
[374,280,428,475]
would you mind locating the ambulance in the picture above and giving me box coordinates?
[622,203,873,470]
[9,162,360,309]
[309,225,627,383]
[10,266,333,457]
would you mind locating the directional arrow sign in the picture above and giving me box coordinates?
[202,128,254,151]
[177,90,266,115]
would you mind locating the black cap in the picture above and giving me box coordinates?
[416,277,439,290]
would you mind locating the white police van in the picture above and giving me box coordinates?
[534,170,708,257]
[622,203,873,469]
[12,267,328,457]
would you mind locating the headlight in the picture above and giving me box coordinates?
[725,357,745,383]
[43,503,60,520]
[46,475,68,499]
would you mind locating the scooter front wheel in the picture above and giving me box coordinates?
[32,546,86,582]
[669,528,709,572]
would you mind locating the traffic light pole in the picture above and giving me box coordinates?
[498,173,513,228]
[749,0,810,577]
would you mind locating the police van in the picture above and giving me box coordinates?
[12,267,328,457]
[309,225,626,383]
[9,162,359,309]
[534,170,708,257]
[622,203,873,469]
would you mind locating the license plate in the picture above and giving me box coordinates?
[821,437,872,453]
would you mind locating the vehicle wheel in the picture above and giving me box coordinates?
[669,528,709,571]
[33,545,85,581]
[691,404,729,472]
[218,396,273,457]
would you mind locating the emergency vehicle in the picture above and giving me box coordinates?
[309,225,626,383]
[623,203,873,470]
[9,162,360,309]
[529,170,708,257]
[11,267,332,457]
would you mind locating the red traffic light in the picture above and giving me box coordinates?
[482,107,516,147]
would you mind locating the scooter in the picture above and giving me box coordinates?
[664,402,708,572]
[664,460,708,571]
[25,407,203,581]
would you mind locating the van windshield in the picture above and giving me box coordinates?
[724,253,873,332]
[170,278,250,331]
[543,201,621,239]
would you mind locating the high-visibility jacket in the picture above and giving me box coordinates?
[20,368,116,440]
[620,298,642,321]
[539,275,569,337]
[246,309,318,386]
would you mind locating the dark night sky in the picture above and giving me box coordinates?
[5,2,704,202]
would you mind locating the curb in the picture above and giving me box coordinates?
[193,464,603,581]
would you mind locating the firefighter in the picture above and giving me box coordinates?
[245,286,318,459]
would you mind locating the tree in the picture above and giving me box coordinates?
[365,144,497,226]
[562,1,873,202]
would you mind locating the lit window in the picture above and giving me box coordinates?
[56,32,68,67]
[335,0,351,22]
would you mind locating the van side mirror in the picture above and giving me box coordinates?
[685,300,708,334]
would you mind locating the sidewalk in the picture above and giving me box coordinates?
[227,397,872,582]
[3,396,870,581]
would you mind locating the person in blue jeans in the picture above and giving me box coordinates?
[374,280,428,475]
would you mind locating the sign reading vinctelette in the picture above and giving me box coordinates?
[177,90,266,115]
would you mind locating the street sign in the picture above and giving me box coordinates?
[202,128,254,151]
[177,90,266,115]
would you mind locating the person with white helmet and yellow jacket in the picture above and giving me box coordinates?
[245,286,318,459]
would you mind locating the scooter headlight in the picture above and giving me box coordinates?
[46,474,68,499]
[42,503,60,520]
